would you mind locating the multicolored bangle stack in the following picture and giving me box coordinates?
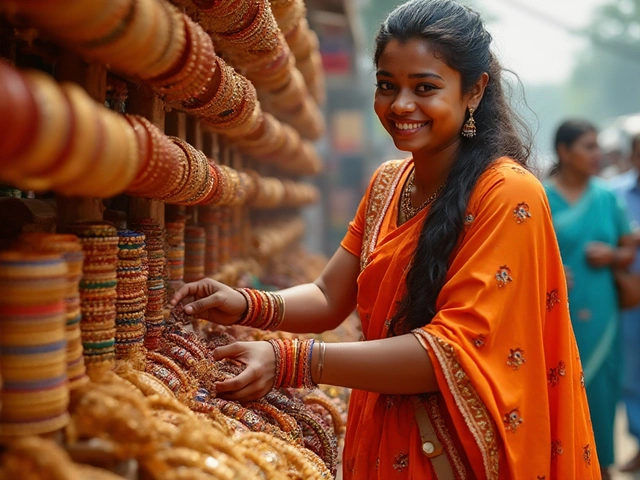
[184,226,206,283]
[235,288,286,331]
[165,221,186,289]
[0,251,70,436]
[267,339,316,390]
[15,233,89,390]
[115,230,148,370]
[68,222,119,375]
[130,219,166,352]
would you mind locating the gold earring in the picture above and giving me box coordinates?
[462,107,476,138]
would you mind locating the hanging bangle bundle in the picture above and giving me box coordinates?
[235,288,285,331]
[267,338,316,390]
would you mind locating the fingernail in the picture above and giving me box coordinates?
[185,306,193,314]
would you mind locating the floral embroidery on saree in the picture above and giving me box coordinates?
[414,330,500,480]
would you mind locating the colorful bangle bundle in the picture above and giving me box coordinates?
[115,230,148,369]
[267,338,315,390]
[68,222,119,375]
[165,221,186,287]
[0,251,70,437]
[235,288,286,331]
[184,225,206,283]
[130,219,166,352]
[0,64,139,197]
[15,233,89,390]
[0,61,322,200]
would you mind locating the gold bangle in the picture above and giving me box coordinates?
[316,340,325,384]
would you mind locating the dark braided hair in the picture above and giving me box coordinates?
[374,0,533,335]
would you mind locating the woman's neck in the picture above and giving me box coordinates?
[411,141,459,196]
[555,168,590,190]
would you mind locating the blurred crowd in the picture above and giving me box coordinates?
[544,116,640,479]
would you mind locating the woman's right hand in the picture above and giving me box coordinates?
[169,278,247,325]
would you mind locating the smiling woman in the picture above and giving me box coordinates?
[170,0,601,478]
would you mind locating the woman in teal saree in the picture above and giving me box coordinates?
[545,119,636,479]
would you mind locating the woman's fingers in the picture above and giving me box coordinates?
[212,342,244,361]
[220,383,269,403]
[184,292,225,316]
[215,367,255,393]
[169,282,198,306]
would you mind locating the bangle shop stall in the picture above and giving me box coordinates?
[0,0,360,478]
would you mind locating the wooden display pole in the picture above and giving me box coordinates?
[126,84,165,227]
[55,53,106,230]
[185,116,202,225]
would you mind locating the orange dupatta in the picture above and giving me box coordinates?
[340,158,600,479]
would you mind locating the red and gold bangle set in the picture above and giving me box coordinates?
[67,222,119,375]
[186,0,324,141]
[0,61,322,201]
[115,230,148,370]
[235,288,286,331]
[0,0,324,175]
[130,219,166,352]
[0,251,70,437]
[268,338,316,390]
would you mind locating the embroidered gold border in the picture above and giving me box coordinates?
[414,329,500,479]
[360,159,412,271]
[425,394,468,479]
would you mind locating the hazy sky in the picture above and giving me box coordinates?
[478,0,608,85]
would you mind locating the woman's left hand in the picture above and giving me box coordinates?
[213,341,277,402]
[586,241,616,267]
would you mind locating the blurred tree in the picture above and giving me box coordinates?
[568,0,640,122]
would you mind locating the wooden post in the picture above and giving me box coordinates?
[55,53,106,230]
[126,84,165,227]
[185,116,202,226]
[165,110,186,138]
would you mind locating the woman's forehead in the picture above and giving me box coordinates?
[377,38,457,79]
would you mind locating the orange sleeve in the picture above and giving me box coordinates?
[413,164,597,478]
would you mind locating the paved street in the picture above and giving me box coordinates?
[613,407,640,480]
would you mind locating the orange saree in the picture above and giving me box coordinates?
[340,158,600,479]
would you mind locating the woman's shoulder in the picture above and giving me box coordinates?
[471,157,546,205]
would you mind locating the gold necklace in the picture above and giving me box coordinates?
[401,170,445,220]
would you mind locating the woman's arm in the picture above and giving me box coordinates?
[277,246,360,333]
[212,333,438,402]
[169,246,360,334]
[585,234,636,268]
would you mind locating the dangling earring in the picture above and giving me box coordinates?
[462,107,476,138]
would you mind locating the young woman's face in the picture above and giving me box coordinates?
[374,38,470,157]
[560,130,601,177]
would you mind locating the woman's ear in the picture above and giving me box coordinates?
[467,72,489,110]
[556,143,570,163]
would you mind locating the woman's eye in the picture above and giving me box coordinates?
[416,83,436,92]
[375,81,394,91]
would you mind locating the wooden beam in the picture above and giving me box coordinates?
[126,84,166,227]
[54,53,106,231]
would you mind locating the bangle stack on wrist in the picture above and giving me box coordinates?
[235,288,285,331]
[267,338,315,389]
